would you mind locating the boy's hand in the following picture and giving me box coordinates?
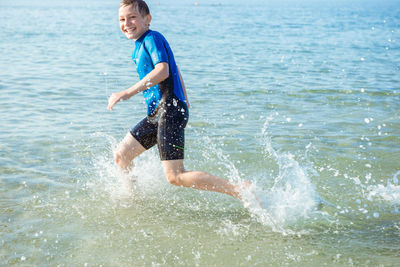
[107,91,129,110]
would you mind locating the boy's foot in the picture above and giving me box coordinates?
[118,171,136,192]
[237,180,263,209]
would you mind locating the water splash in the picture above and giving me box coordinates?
[87,132,166,207]
[240,116,323,232]
[88,125,326,235]
[367,171,400,208]
[195,116,324,233]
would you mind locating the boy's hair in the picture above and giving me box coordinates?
[119,0,150,17]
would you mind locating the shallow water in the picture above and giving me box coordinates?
[1,0,399,266]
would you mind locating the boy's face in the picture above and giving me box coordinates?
[119,4,152,40]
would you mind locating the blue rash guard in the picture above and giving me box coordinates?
[129,29,189,161]
[132,30,187,116]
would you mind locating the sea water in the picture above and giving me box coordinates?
[1,0,399,265]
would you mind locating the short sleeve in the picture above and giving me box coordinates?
[144,32,169,66]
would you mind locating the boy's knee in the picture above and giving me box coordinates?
[165,171,182,186]
[114,151,128,169]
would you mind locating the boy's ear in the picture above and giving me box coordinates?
[146,14,152,26]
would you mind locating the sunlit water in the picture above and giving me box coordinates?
[1,0,399,265]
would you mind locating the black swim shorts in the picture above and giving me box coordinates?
[130,97,189,161]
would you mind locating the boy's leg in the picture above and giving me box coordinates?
[114,132,147,170]
[161,159,241,199]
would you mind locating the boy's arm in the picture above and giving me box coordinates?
[177,67,190,108]
[107,62,169,110]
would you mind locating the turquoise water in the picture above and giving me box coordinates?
[1,0,399,265]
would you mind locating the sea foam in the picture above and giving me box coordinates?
[240,117,322,233]
[367,171,400,206]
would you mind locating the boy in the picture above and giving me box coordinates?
[108,0,251,201]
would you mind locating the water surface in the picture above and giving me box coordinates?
[1,0,399,265]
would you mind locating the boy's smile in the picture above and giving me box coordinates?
[119,4,152,40]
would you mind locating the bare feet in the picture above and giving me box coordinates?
[117,169,136,193]
[236,180,263,209]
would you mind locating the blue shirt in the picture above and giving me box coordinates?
[132,30,186,115]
